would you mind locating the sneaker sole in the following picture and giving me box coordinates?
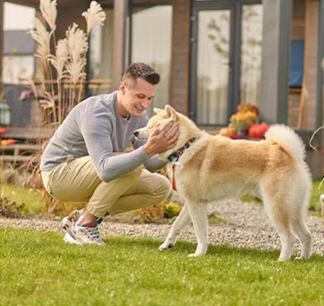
[63,232,80,244]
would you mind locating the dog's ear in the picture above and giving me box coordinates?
[165,105,178,121]
[153,108,163,114]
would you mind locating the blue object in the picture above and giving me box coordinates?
[289,40,304,87]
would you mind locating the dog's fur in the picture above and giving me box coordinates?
[135,105,312,261]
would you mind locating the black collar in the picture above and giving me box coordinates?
[167,138,196,162]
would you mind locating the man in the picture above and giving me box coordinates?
[41,62,179,245]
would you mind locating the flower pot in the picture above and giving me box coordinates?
[237,128,248,136]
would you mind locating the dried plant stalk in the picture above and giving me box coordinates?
[29,0,106,127]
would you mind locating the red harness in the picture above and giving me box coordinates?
[167,138,196,192]
[172,164,177,191]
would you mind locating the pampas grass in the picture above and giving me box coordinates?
[39,0,57,33]
[25,0,106,212]
[82,1,106,35]
[29,0,106,127]
[29,18,50,63]
[48,38,69,79]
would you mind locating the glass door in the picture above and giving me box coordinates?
[190,3,235,126]
[190,1,263,127]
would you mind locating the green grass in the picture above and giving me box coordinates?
[309,179,324,212]
[0,228,323,306]
[0,183,45,214]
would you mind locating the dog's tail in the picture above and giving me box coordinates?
[265,124,306,161]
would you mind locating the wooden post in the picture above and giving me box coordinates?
[112,0,128,90]
[302,0,319,130]
[260,0,292,124]
[169,0,191,115]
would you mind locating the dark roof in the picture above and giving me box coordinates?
[4,30,35,55]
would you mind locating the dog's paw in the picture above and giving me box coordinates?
[159,242,174,251]
[295,255,310,260]
[188,252,204,258]
[278,256,291,262]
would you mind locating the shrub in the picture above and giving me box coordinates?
[0,197,25,218]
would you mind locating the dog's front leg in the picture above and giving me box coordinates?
[187,203,208,257]
[159,203,191,251]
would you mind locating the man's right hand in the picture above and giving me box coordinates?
[143,121,180,157]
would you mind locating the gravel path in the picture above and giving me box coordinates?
[1,200,323,256]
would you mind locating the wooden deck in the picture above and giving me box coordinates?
[0,126,52,166]
[0,143,42,166]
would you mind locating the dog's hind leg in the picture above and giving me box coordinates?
[261,190,295,261]
[292,216,312,259]
[187,202,208,257]
[159,204,191,251]
[291,172,312,259]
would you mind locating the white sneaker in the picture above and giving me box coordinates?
[71,218,105,245]
[61,210,83,241]
[63,232,79,244]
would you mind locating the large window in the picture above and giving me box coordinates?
[240,4,263,106]
[89,9,114,95]
[130,5,172,116]
[2,2,36,127]
[3,2,35,84]
[196,9,231,125]
[191,1,262,127]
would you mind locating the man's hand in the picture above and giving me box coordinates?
[143,121,180,157]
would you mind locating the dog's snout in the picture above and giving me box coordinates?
[134,131,139,137]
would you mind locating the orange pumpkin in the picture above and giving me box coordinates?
[248,123,270,139]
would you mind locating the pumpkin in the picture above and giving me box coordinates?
[248,123,270,139]
[0,138,16,145]
[219,126,236,137]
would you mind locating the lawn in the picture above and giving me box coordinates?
[1,179,323,215]
[0,228,324,306]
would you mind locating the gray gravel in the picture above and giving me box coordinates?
[1,199,323,256]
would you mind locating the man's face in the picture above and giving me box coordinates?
[119,78,156,117]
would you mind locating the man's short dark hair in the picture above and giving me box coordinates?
[122,62,160,86]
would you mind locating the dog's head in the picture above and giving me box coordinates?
[134,105,200,160]
[134,105,177,139]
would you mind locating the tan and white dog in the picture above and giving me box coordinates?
[135,105,312,261]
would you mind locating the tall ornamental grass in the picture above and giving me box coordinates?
[28,0,106,127]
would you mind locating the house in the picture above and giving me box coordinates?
[0,0,323,178]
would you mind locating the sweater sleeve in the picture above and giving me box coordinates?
[79,109,150,183]
[130,115,168,172]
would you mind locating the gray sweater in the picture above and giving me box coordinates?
[41,91,166,182]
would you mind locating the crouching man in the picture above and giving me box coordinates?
[40,62,179,245]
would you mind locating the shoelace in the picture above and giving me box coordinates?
[83,226,101,240]
[80,218,103,241]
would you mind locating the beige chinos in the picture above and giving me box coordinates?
[41,156,171,217]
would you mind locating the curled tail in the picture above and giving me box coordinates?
[265,124,306,161]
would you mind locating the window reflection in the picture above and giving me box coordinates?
[197,10,230,125]
[131,5,172,116]
[240,5,263,106]
[89,9,114,95]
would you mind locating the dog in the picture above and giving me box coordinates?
[135,105,312,261]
